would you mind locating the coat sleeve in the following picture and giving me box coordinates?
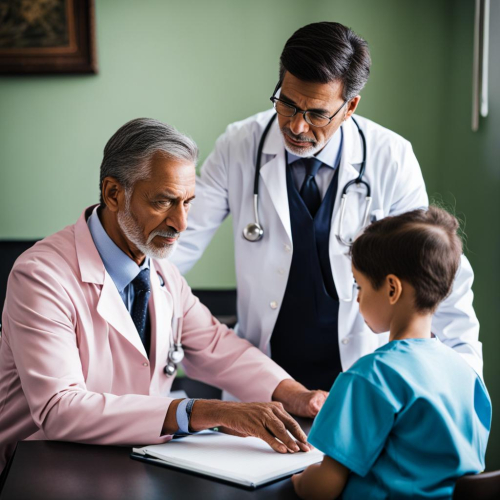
[389,140,482,374]
[430,255,482,375]
[170,129,232,274]
[4,256,173,446]
[171,266,291,401]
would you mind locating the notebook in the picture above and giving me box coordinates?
[131,430,323,488]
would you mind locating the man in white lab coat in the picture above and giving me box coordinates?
[172,22,482,391]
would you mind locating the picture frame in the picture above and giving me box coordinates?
[0,0,97,75]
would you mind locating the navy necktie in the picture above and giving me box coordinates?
[131,268,151,349]
[299,157,323,217]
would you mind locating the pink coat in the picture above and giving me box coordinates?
[0,207,290,471]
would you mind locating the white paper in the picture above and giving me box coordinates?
[133,431,323,487]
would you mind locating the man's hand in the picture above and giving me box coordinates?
[189,400,311,454]
[272,379,328,418]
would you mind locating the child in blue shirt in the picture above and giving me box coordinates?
[292,207,491,500]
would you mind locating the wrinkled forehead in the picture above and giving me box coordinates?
[280,72,344,108]
[139,152,196,198]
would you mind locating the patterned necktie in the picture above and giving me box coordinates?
[299,157,323,217]
[131,268,151,348]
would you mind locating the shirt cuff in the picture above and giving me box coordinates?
[176,398,191,434]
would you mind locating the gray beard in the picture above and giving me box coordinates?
[280,129,324,158]
[283,140,324,158]
[117,193,178,260]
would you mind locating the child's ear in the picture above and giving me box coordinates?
[386,275,402,305]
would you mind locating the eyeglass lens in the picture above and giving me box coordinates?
[272,99,331,127]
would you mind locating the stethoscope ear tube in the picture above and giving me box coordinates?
[243,114,278,243]
[245,114,371,247]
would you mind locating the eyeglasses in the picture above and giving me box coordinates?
[270,96,347,128]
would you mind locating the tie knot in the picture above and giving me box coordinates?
[132,268,151,293]
[302,157,323,178]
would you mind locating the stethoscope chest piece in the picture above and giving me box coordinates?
[243,222,264,242]
[164,343,185,377]
[164,362,176,376]
[169,344,185,364]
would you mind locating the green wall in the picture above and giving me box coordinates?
[438,0,500,471]
[1,0,498,468]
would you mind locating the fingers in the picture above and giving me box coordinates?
[265,417,300,453]
[258,428,288,454]
[306,390,328,416]
[273,405,308,444]
[218,402,312,454]
[267,405,314,453]
[296,440,313,452]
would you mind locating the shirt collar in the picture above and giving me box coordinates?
[87,206,149,292]
[287,126,343,169]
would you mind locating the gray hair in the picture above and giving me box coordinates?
[99,118,199,204]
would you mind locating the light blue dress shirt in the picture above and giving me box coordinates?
[88,207,193,434]
[308,339,491,499]
[87,207,149,312]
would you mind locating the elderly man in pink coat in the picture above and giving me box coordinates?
[0,118,327,472]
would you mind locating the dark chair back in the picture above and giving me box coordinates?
[0,240,38,327]
[453,470,500,500]
[191,289,237,328]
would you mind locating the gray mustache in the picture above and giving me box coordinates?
[147,229,180,244]
[282,128,315,143]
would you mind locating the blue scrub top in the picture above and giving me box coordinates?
[308,338,491,499]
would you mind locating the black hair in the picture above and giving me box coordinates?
[279,22,371,100]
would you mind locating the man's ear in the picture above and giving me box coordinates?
[386,274,403,305]
[344,95,361,120]
[101,177,125,213]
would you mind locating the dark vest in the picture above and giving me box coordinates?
[270,161,342,391]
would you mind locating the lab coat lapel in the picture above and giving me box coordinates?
[74,208,149,360]
[149,261,174,379]
[96,272,148,359]
[330,118,365,301]
[259,121,292,241]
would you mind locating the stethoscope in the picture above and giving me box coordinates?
[164,322,184,376]
[243,114,372,246]
[156,272,185,377]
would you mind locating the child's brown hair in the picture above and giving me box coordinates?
[351,207,462,312]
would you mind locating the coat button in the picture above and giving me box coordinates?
[341,338,350,345]
[284,244,291,253]
[143,362,149,367]
[277,268,285,275]
[270,301,278,310]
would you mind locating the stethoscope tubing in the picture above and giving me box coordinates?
[245,113,371,245]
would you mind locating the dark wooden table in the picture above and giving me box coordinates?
[0,440,303,500]
[0,378,310,499]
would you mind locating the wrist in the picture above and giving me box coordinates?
[272,378,307,405]
[162,398,183,435]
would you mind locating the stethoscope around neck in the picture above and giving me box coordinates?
[243,113,372,246]
[156,271,185,377]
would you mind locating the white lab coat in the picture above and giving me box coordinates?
[172,109,482,376]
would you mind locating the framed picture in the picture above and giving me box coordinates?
[0,0,97,75]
